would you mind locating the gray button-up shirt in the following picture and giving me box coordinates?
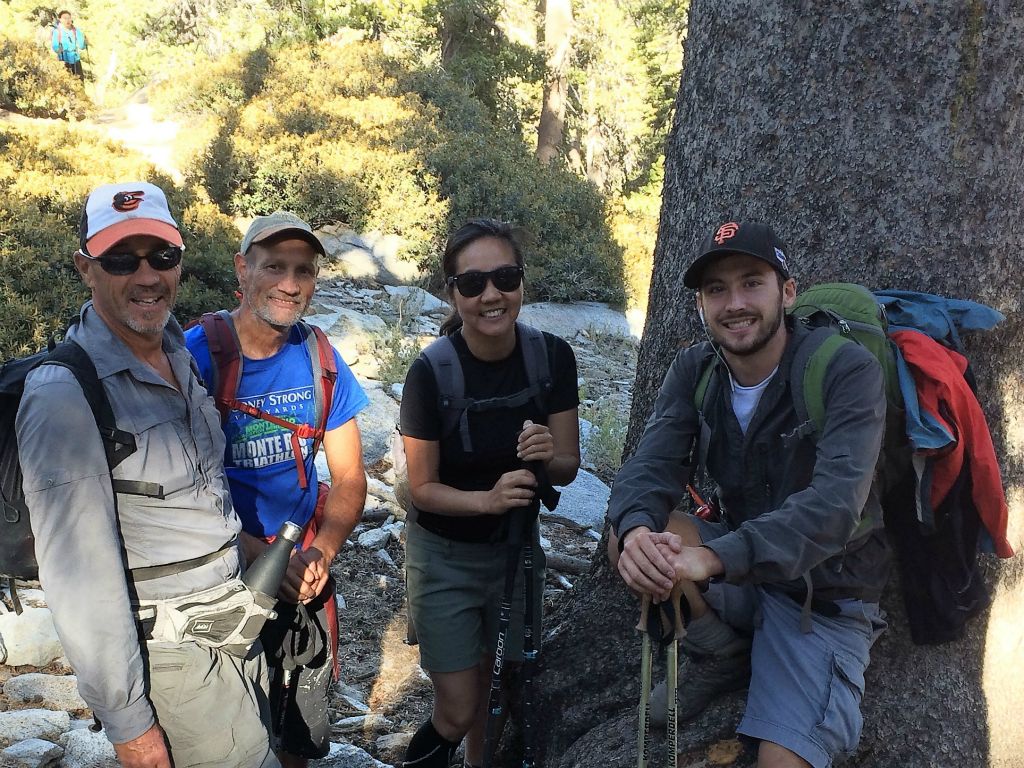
[15,302,242,744]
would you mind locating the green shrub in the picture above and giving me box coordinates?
[0,35,90,119]
[580,399,628,481]
[0,123,241,357]
[372,319,424,390]
[184,39,624,306]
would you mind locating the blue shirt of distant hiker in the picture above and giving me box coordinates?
[51,25,86,64]
[185,323,368,538]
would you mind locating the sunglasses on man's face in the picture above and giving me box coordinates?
[447,265,524,298]
[78,246,184,276]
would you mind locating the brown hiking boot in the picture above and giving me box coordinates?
[648,648,751,726]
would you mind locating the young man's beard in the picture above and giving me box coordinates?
[710,301,785,358]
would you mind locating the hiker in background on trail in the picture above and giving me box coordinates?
[399,219,580,768]
[15,182,280,768]
[607,221,890,768]
[184,211,369,768]
[51,9,87,79]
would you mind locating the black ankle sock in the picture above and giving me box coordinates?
[403,719,462,767]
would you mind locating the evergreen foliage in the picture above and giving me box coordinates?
[169,39,625,304]
[0,123,239,358]
[0,36,90,119]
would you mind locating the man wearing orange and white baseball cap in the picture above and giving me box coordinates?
[17,181,280,768]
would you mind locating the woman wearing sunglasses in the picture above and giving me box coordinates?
[400,219,581,768]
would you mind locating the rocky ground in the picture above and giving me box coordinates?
[0,269,639,768]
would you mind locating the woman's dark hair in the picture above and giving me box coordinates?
[438,218,528,336]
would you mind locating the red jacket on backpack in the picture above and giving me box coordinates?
[891,330,1013,558]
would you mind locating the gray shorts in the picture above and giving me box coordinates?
[695,517,886,768]
[405,521,545,673]
[146,641,278,768]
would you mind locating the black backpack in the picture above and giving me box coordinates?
[421,322,553,452]
[392,322,554,514]
[0,340,136,606]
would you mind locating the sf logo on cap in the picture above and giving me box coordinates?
[112,191,146,212]
[714,222,739,244]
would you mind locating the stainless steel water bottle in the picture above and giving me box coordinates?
[242,521,302,599]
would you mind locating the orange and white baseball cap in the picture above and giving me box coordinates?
[79,182,183,257]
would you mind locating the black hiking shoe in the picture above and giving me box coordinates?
[648,648,751,726]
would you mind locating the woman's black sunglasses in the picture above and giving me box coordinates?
[78,246,184,276]
[447,265,524,298]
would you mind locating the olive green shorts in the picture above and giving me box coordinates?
[405,520,546,673]
[146,641,278,768]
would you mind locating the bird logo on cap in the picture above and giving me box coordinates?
[112,191,146,212]
[714,222,739,244]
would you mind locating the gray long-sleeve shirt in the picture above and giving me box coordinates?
[15,302,242,744]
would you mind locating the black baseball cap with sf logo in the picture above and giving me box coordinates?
[683,221,791,289]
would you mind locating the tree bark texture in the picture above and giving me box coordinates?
[534,2,1024,767]
[536,0,573,164]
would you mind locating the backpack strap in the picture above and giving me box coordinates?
[199,315,336,490]
[420,335,470,451]
[300,322,337,467]
[789,327,850,437]
[43,342,163,498]
[197,310,243,424]
[690,354,719,484]
[420,324,554,454]
[516,323,553,415]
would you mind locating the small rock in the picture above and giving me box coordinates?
[383,522,404,542]
[58,727,118,768]
[0,607,64,667]
[311,740,391,767]
[375,549,396,569]
[390,383,403,400]
[338,694,370,715]
[2,738,64,768]
[375,731,414,752]
[357,527,391,550]
[383,285,448,315]
[331,713,392,735]
[335,593,347,611]
[0,709,70,744]
[4,673,88,712]
[334,680,365,701]
[584,528,602,541]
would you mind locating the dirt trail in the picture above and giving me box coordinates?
[1,88,183,181]
[81,88,183,181]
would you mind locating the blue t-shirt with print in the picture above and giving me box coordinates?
[185,323,369,538]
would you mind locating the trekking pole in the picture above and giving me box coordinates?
[482,511,525,768]
[637,594,653,768]
[664,583,686,768]
[520,506,539,768]
[637,584,688,768]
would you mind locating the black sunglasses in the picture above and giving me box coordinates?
[447,265,524,298]
[78,246,184,276]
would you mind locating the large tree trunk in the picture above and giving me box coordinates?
[534,2,1024,766]
[535,0,573,164]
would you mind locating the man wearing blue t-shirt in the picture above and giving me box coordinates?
[185,212,368,768]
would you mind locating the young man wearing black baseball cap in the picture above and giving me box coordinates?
[607,221,890,768]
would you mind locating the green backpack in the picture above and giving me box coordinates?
[695,283,902,436]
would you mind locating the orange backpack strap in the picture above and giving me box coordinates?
[197,310,243,424]
[301,323,338,475]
